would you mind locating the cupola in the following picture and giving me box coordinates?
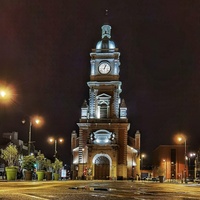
[96,24,116,53]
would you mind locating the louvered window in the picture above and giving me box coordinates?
[100,104,107,118]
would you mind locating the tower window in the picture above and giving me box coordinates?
[96,93,111,119]
[100,104,108,118]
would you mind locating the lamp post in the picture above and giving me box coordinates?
[82,148,85,180]
[22,117,42,155]
[163,159,167,179]
[178,136,187,183]
[131,147,134,180]
[28,121,32,155]
[188,153,196,179]
[49,137,64,158]
[188,153,196,168]
[141,154,146,170]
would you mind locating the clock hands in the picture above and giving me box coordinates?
[99,63,110,74]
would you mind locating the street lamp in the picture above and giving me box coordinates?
[177,136,187,183]
[163,159,167,179]
[0,86,14,104]
[82,148,85,179]
[131,147,134,180]
[188,153,196,166]
[141,154,146,170]
[22,116,43,155]
[49,137,64,158]
[188,152,196,179]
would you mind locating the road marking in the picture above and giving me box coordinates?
[20,193,49,200]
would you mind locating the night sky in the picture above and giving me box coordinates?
[0,0,200,165]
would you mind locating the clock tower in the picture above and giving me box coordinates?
[90,24,120,82]
[71,24,140,180]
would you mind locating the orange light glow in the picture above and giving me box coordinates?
[31,116,44,127]
[48,137,64,143]
[173,133,187,144]
[0,84,15,105]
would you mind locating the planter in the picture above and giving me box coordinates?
[36,171,45,181]
[45,172,52,180]
[25,170,32,181]
[5,167,17,181]
[53,173,59,180]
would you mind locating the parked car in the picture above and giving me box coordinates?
[141,177,147,180]
[152,177,159,182]
[144,177,159,181]
[145,177,152,181]
[186,177,194,183]
[194,178,200,184]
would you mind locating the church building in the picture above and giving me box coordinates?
[71,23,141,180]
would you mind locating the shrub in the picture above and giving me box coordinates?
[36,151,46,171]
[52,158,63,173]
[0,143,19,167]
[22,155,36,171]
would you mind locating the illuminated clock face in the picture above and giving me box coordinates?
[98,62,111,74]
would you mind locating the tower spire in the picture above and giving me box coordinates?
[105,9,108,17]
[101,9,111,39]
[104,9,109,25]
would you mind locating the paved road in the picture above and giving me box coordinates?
[0,180,200,199]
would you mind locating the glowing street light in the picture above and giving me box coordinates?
[177,135,187,183]
[0,85,14,104]
[188,152,196,178]
[0,90,6,98]
[49,137,64,158]
[22,116,43,155]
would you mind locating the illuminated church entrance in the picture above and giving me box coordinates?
[94,156,110,180]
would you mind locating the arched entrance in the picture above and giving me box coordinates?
[94,156,110,180]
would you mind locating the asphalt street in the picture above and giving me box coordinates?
[0,180,200,200]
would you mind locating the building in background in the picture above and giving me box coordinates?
[0,132,25,154]
[0,132,38,164]
[195,148,200,179]
[71,24,141,180]
[153,145,190,181]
